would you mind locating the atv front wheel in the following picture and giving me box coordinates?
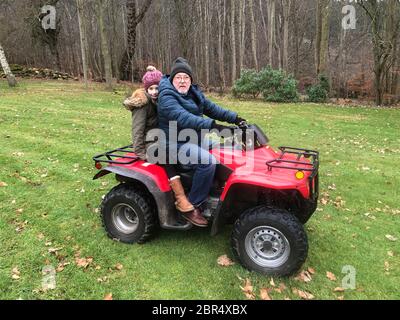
[101,184,157,244]
[231,206,308,276]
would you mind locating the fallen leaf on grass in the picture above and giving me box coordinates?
[326,271,337,281]
[48,247,63,254]
[217,255,235,267]
[320,192,330,206]
[97,276,108,283]
[115,263,123,271]
[56,262,70,273]
[274,283,287,294]
[385,235,398,242]
[12,267,20,280]
[104,293,113,300]
[384,261,390,272]
[260,288,272,300]
[12,152,24,157]
[269,278,276,287]
[334,287,345,293]
[292,288,314,300]
[0,182,8,187]
[240,278,255,300]
[295,270,313,283]
[75,256,93,269]
[15,220,28,233]
[334,197,346,209]
[307,267,316,275]
[387,251,394,257]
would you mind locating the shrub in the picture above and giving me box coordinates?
[232,69,260,98]
[260,67,299,102]
[307,74,330,103]
[232,66,299,102]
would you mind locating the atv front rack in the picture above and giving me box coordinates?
[93,145,140,165]
[266,147,319,200]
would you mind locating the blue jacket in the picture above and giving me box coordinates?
[158,75,237,142]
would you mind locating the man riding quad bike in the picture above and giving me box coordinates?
[93,123,319,277]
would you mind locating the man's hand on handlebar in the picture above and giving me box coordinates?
[234,115,247,126]
[211,121,234,132]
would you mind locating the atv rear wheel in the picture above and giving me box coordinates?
[101,184,157,244]
[231,206,308,276]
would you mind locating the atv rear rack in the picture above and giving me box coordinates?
[93,145,140,165]
[266,147,319,200]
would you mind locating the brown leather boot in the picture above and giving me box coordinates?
[182,208,208,227]
[169,177,195,213]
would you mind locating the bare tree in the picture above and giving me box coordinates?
[359,0,400,105]
[0,44,17,87]
[315,0,330,75]
[239,0,246,73]
[230,0,237,83]
[217,0,227,88]
[97,0,113,90]
[76,0,88,88]
[268,0,276,67]
[125,0,153,82]
[282,0,292,72]
[249,0,258,70]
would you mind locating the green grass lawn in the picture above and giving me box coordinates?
[0,79,399,300]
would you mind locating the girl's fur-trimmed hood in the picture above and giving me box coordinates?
[123,88,150,111]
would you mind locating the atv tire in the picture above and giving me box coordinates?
[231,206,308,276]
[101,184,157,244]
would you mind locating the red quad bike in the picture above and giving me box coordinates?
[93,123,319,277]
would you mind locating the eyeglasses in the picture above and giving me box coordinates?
[174,75,191,83]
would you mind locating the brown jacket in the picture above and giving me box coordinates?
[123,89,157,160]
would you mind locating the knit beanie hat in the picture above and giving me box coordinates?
[170,57,193,82]
[142,66,163,91]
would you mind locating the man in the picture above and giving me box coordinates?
[157,57,246,227]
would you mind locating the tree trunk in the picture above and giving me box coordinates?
[125,0,153,82]
[319,0,330,76]
[76,0,88,88]
[204,0,210,87]
[315,0,330,75]
[249,0,258,70]
[359,0,397,105]
[230,0,237,84]
[282,0,291,72]
[97,0,113,90]
[268,0,276,67]
[217,0,226,89]
[239,0,246,74]
[0,44,17,87]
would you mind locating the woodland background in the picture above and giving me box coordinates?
[0,0,400,105]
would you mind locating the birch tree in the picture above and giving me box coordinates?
[0,44,17,87]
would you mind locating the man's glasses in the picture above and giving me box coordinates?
[175,75,191,83]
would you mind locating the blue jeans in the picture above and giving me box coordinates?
[176,142,217,207]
